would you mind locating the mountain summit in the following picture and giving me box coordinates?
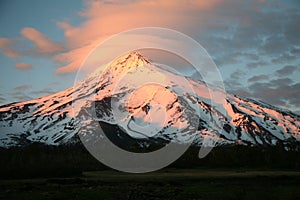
[0,52,299,148]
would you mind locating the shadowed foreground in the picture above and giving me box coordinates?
[0,144,299,199]
[1,170,300,200]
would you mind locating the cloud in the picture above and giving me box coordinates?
[9,91,32,102]
[261,34,289,55]
[230,70,246,80]
[248,75,269,82]
[0,0,299,93]
[228,88,251,98]
[271,53,297,64]
[15,62,33,70]
[270,77,293,86]
[21,27,64,54]
[247,61,269,69]
[291,47,300,55]
[248,78,299,108]
[30,88,55,95]
[50,82,59,86]
[0,0,299,114]
[227,76,299,111]
[275,65,298,77]
[224,70,246,89]
[0,28,64,65]
[0,38,22,58]
[53,40,100,74]
[58,0,223,48]
[0,0,222,74]
[246,61,269,69]
[53,0,223,73]
[285,16,300,45]
[14,85,31,90]
[0,96,6,105]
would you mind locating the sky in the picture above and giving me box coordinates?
[0,0,299,113]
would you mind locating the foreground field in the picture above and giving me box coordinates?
[1,169,300,200]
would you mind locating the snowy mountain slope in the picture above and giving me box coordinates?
[0,52,299,147]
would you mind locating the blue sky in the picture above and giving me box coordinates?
[0,0,83,101]
[0,0,299,113]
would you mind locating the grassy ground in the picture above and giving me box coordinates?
[1,169,300,200]
[1,144,299,199]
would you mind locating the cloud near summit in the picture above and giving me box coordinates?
[0,0,225,74]
[53,0,223,74]
[1,0,297,75]
[0,0,299,111]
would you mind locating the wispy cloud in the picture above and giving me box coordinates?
[53,0,223,74]
[0,96,6,105]
[15,62,33,70]
[9,91,32,102]
[248,78,299,108]
[248,75,269,82]
[0,38,22,58]
[21,27,65,55]
[0,0,299,76]
[30,88,55,95]
[14,84,31,90]
[276,65,298,77]
[0,0,299,112]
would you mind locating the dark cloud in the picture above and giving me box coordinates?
[291,47,300,55]
[289,98,300,107]
[14,85,31,90]
[0,0,298,114]
[30,88,55,95]
[227,76,299,112]
[246,61,269,69]
[295,110,300,115]
[261,34,289,55]
[216,51,261,67]
[276,65,298,77]
[225,80,240,91]
[271,53,297,64]
[204,0,300,76]
[248,79,299,108]
[228,88,251,98]
[10,92,32,102]
[224,70,247,90]
[248,75,269,82]
[270,77,293,85]
[285,15,300,45]
[0,96,6,105]
[230,70,246,80]
[0,0,298,77]
[8,89,54,103]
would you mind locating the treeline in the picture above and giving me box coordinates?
[170,145,300,169]
[0,143,299,179]
[0,143,106,179]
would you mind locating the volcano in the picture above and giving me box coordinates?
[0,52,299,148]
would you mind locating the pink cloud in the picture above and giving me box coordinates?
[21,27,64,54]
[0,38,22,58]
[1,0,224,74]
[15,62,33,70]
[59,0,223,48]
[53,0,223,73]
[54,40,91,74]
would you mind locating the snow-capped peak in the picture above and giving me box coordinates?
[0,51,299,148]
[105,51,150,74]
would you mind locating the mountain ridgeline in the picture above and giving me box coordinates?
[0,52,299,149]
